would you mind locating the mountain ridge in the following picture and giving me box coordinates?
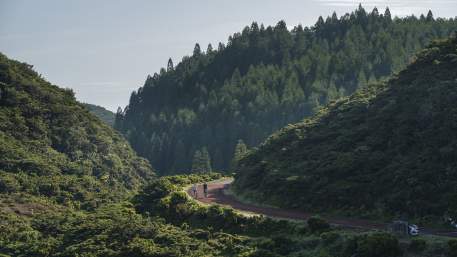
[83,103,115,126]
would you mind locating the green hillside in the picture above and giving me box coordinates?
[83,103,115,126]
[0,35,456,257]
[0,53,154,208]
[233,36,457,221]
[116,6,457,174]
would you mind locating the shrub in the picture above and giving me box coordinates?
[191,229,211,240]
[356,232,402,257]
[307,216,330,233]
[272,235,298,255]
[133,179,175,213]
[409,238,427,252]
[0,174,20,193]
[248,249,279,257]
[321,231,341,245]
[448,239,457,257]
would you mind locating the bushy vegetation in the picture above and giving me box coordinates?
[409,238,427,253]
[449,239,457,257]
[307,216,331,234]
[115,6,457,174]
[0,53,154,208]
[234,36,457,222]
[0,168,450,256]
[346,232,402,257]
[0,202,257,257]
[83,103,115,126]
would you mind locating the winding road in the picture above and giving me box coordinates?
[187,178,457,238]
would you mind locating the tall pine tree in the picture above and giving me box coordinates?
[191,147,212,173]
[230,139,248,172]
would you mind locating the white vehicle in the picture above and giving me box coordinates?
[447,218,457,229]
[408,224,419,236]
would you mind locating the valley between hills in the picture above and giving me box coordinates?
[2,5,457,257]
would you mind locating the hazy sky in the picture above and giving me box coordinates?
[1,0,456,111]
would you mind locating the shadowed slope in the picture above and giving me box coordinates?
[234,36,457,220]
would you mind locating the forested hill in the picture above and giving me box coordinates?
[83,103,115,126]
[233,36,457,220]
[0,53,154,208]
[115,6,457,174]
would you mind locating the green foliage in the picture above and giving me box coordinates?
[351,233,402,257]
[0,172,449,256]
[134,173,299,236]
[0,203,253,257]
[0,53,155,209]
[409,238,427,253]
[83,103,115,126]
[449,239,457,257]
[234,36,457,219]
[231,139,249,172]
[115,7,457,174]
[307,216,331,234]
[191,147,212,173]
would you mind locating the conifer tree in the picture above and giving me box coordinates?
[193,43,201,56]
[426,10,434,22]
[231,139,248,172]
[114,107,124,130]
[315,16,325,30]
[371,7,379,17]
[331,11,338,23]
[167,58,174,72]
[116,7,457,174]
[218,42,225,52]
[384,7,392,21]
[201,147,212,172]
[251,22,260,33]
[357,70,367,88]
[206,44,213,54]
[191,150,203,173]
[356,4,367,18]
[191,147,212,173]
[420,14,426,21]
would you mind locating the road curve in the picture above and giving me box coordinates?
[187,178,457,238]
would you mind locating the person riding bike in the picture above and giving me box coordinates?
[191,184,198,198]
[203,183,208,198]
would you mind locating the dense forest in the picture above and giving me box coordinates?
[1,53,438,257]
[115,6,457,174]
[233,36,457,222]
[0,53,154,209]
[83,103,115,126]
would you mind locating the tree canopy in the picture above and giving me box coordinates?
[234,36,457,221]
[115,7,457,174]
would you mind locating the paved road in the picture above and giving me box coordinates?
[187,178,457,238]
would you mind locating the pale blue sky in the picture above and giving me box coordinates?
[1,0,456,111]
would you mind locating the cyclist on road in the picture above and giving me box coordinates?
[203,183,208,198]
[191,184,198,198]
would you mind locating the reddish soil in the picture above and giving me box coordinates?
[188,179,457,238]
